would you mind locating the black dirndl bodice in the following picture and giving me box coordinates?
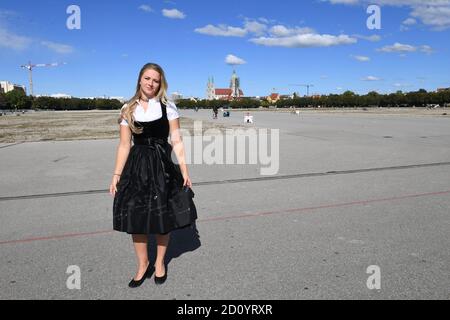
[113,102,196,234]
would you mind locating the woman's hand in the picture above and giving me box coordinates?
[109,175,120,197]
[182,173,192,188]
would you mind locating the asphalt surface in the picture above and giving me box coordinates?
[0,109,449,300]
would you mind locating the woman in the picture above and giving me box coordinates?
[109,63,195,288]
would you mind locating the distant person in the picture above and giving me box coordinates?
[244,112,253,123]
[109,63,197,288]
[213,106,218,119]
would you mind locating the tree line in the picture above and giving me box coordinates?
[1,88,449,111]
[0,90,122,111]
[176,89,450,109]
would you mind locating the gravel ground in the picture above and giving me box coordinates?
[0,110,247,143]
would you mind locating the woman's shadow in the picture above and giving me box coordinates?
[147,222,201,265]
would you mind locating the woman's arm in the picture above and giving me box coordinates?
[110,125,132,196]
[114,125,132,173]
[169,118,192,187]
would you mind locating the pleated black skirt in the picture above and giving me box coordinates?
[113,138,196,234]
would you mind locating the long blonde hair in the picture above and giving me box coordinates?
[119,63,169,134]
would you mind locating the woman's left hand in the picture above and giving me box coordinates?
[183,174,192,188]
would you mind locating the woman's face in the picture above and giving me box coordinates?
[140,68,161,99]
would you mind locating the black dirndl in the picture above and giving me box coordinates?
[113,103,197,234]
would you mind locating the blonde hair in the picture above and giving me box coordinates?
[119,63,169,134]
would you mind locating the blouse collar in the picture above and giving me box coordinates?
[135,96,159,105]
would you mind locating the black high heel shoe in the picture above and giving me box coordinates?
[128,264,155,288]
[154,264,167,285]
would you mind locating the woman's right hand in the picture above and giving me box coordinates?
[109,175,120,197]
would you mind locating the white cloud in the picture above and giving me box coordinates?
[196,20,355,49]
[225,54,246,65]
[378,42,417,53]
[195,20,270,37]
[402,17,417,25]
[401,17,417,30]
[0,14,76,54]
[162,8,186,19]
[195,24,247,37]
[325,0,450,30]
[138,5,153,12]
[250,33,357,48]
[41,41,74,54]
[351,55,371,61]
[244,20,267,36]
[362,76,381,81]
[393,83,412,87]
[420,45,434,54]
[269,25,315,37]
[354,34,382,42]
[0,27,32,50]
[411,4,450,30]
[0,27,75,54]
[378,42,434,54]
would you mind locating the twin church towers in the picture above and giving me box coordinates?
[206,70,243,101]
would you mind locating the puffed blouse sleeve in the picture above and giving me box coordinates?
[166,101,180,121]
[119,104,129,126]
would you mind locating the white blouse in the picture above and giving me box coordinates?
[120,98,179,126]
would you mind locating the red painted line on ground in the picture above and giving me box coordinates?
[201,189,450,222]
[0,230,114,246]
[1,190,449,246]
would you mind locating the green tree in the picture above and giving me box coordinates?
[5,89,31,110]
[0,92,7,108]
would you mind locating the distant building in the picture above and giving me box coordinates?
[51,93,72,99]
[267,92,298,103]
[437,87,450,92]
[110,96,126,103]
[0,81,26,94]
[34,93,72,99]
[170,92,183,102]
[206,70,244,101]
[267,93,280,103]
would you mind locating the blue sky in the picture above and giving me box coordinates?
[0,0,449,98]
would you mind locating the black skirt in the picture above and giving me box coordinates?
[113,137,196,234]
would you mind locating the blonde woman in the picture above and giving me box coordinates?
[109,63,196,288]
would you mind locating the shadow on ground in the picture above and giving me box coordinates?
[147,222,201,266]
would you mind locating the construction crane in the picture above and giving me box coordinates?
[289,84,315,97]
[271,87,290,94]
[20,61,66,96]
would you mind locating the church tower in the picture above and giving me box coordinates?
[230,70,241,98]
[206,77,215,100]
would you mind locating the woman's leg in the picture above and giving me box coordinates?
[154,233,170,276]
[131,234,149,280]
